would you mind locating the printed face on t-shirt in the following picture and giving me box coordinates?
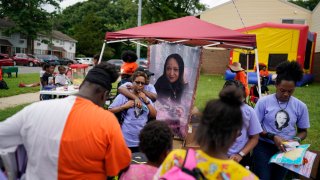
[275,110,289,130]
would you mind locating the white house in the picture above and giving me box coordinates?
[0,19,77,59]
[34,30,77,59]
[0,19,26,55]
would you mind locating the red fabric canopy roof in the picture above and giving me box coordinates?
[105,16,256,48]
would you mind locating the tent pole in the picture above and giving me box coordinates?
[254,48,261,97]
[246,52,249,85]
[98,40,107,64]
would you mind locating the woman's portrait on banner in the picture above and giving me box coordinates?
[154,53,187,103]
[149,43,201,138]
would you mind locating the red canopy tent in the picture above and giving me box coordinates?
[105,16,256,48]
[101,16,263,97]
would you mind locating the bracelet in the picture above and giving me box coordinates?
[238,151,245,157]
[293,136,302,143]
[266,132,275,140]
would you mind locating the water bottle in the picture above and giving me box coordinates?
[48,77,53,85]
[64,81,68,91]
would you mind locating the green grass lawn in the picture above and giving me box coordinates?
[0,103,30,121]
[0,74,319,150]
[1,73,40,98]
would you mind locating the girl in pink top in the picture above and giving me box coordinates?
[120,121,173,180]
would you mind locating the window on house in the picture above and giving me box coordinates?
[282,19,305,24]
[60,40,64,45]
[268,54,288,71]
[239,53,255,70]
[56,39,60,43]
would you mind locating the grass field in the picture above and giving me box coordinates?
[0,103,30,121]
[1,73,40,98]
[0,74,319,149]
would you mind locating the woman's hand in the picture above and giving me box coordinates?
[273,135,286,152]
[123,100,135,109]
[138,92,148,103]
[134,98,142,108]
[230,154,242,162]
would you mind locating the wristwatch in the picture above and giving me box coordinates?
[238,151,245,157]
[145,100,150,105]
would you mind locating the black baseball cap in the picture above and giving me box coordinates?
[135,67,154,77]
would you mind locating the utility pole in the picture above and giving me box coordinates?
[136,0,142,59]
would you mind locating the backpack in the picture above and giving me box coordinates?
[0,80,9,89]
[160,149,206,180]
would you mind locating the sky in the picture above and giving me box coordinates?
[58,0,230,9]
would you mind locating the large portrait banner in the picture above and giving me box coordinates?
[149,43,201,138]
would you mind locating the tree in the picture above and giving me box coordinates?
[142,0,206,23]
[0,0,60,53]
[54,0,138,58]
[54,0,206,58]
[289,0,320,11]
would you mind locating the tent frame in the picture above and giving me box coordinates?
[98,38,262,97]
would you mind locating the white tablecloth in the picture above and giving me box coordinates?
[40,86,79,96]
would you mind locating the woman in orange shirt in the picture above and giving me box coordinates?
[228,62,249,97]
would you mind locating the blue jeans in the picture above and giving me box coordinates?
[252,140,288,180]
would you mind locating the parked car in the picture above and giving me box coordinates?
[12,53,41,67]
[0,54,14,66]
[137,59,148,69]
[58,57,78,65]
[75,57,93,66]
[107,59,123,71]
[35,55,60,66]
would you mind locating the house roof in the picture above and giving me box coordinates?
[52,30,77,42]
[106,16,256,48]
[50,46,66,52]
[312,1,320,13]
[0,19,77,43]
[0,39,13,46]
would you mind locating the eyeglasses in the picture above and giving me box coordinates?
[134,81,145,85]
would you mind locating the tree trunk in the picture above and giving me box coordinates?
[27,36,34,54]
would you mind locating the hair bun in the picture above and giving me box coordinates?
[219,86,242,106]
[276,61,303,82]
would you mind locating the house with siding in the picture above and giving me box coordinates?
[0,19,77,59]
[199,0,320,81]
[35,31,77,60]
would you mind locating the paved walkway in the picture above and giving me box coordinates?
[0,92,40,110]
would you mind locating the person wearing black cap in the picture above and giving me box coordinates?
[118,67,157,108]
[0,62,131,179]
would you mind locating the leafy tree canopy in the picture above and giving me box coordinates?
[289,0,320,11]
[0,0,60,53]
[54,0,206,59]
[142,0,206,23]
